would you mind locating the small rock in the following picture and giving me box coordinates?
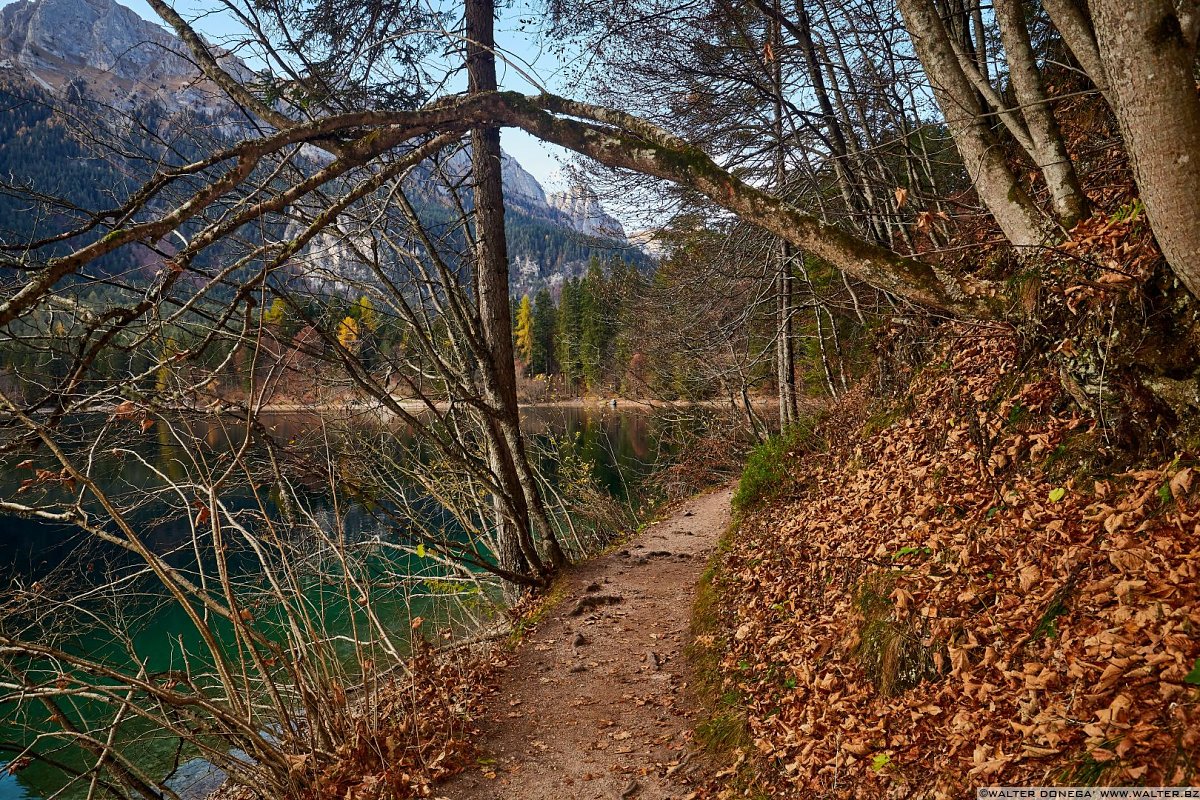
[572,633,588,647]
[621,779,640,798]
[585,582,601,593]
[569,663,588,673]
[683,510,694,517]
[645,651,661,671]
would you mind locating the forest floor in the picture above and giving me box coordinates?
[433,486,733,800]
[704,327,1200,797]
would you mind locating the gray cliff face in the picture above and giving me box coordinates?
[0,0,245,114]
[547,184,626,239]
[433,148,626,241]
[500,152,548,210]
[0,0,180,77]
[0,0,629,242]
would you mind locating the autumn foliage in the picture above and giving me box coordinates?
[704,327,1200,796]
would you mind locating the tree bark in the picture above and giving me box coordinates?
[1091,0,1200,300]
[777,243,799,428]
[969,0,988,83]
[897,0,1054,250]
[790,0,875,240]
[465,0,563,581]
[994,0,1089,228]
[770,3,799,429]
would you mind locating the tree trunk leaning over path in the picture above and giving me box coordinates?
[5,0,1013,328]
[499,93,1005,319]
[1090,0,1200,302]
[896,0,1054,250]
[0,89,1007,328]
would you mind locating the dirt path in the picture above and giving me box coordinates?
[436,487,733,800]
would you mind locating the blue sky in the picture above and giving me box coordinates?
[116,0,575,190]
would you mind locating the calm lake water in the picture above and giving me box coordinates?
[0,405,702,800]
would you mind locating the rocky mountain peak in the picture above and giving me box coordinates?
[547,184,626,240]
[1,0,169,73]
[501,152,548,209]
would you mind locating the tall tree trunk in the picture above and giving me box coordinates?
[816,41,892,245]
[812,302,839,398]
[777,244,799,428]
[792,0,873,237]
[1091,0,1200,300]
[465,0,562,581]
[969,0,988,83]
[897,0,1053,249]
[994,0,1089,228]
[824,304,849,392]
[771,4,799,429]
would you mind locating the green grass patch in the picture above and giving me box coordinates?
[1031,583,1073,643]
[505,578,570,647]
[686,525,733,711]
[695,708,749,752]
[1060,742,1123,786]
[687,540,750,751]
[732,420,823,513]
[863,394,916,438]
[1043,428,1109,485]
[686,523,769,797]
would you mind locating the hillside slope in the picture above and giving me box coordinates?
[704,326,1200,796]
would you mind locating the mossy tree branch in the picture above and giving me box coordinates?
[499,91,1006,320]
[2,91,1008,327]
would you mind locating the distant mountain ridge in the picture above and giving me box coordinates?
[0,0,645,294]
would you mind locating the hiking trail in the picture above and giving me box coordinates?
[436,487,733,800]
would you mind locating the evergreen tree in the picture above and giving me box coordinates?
[579,258,607,390]
[531,288,557,375]
[556,278,582,389]
[610,258,647,393]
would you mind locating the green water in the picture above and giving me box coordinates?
[0,404,695,800]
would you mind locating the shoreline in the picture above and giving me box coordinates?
[6,396,774,419]
[250,396,774,414]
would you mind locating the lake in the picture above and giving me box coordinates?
[0,404,708,800]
